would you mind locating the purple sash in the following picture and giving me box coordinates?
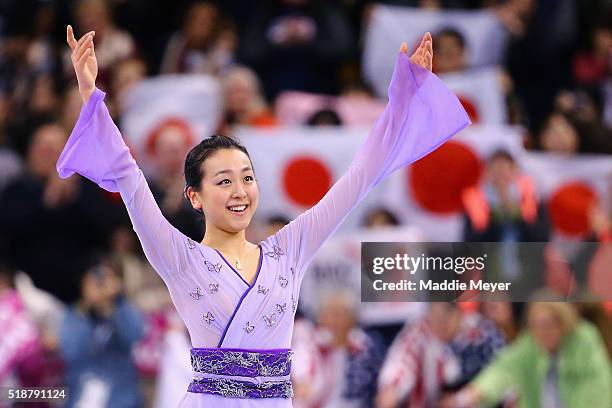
[187,348,293,399]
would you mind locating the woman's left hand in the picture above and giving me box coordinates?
[401,32,433,72]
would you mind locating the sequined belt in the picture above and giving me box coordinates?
[187,348,293,399]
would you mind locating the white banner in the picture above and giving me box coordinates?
[362,5,509,99]
[300,227,427,326]
[121,74,223,169]
[440,67,507,124]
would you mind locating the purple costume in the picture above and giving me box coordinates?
[57,54,469,407]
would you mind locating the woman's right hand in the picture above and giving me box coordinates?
[66,25,98,103]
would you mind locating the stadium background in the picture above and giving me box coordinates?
[0,0,611,407]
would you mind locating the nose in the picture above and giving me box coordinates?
[232,183,247,199]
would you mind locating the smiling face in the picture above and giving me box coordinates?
[189,148,259,234]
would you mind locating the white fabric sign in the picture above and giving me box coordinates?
[362,5,509,99]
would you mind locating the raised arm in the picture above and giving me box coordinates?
[57,26,190,283]
[273,34,471,278]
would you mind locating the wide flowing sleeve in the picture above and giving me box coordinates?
[56,89,190,283]
[273,53,471,279]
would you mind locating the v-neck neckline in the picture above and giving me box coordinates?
[215,248,265,348]
[214,245,263,287]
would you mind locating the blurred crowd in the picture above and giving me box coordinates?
[1,0,612,407]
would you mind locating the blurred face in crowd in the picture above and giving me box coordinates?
[364,208,399,229]
[76,0,111,36]
[540,113,578,154]
[81,263,123,305]
[433,32,466,74]
[481,301,514,328]
[27,124,66,179]
[112,58,147,111]
[529,305,565,353]
[223,68,262,118]
[61,86,82,132]
[185,3,219,48]
[486,155,518,191]
[154,125,193,176]
[317,293,356,345]
[427,303,461,342]
[196,149,259,233]
[593,27,612,57]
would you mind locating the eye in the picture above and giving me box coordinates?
[217,179,231,186]
[244,175,254,182]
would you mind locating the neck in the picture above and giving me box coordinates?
[201,225,251,257]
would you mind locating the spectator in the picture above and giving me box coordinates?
[0,261,45,389]
[221,65,277,130]
[67,0,136,89]
[293,291,384,408]
[363,207,401,229]
[59,85,84,135]
[240,0,354,99]
[0,123,116,302]
[110,56,147,117]
[480,300,522,342]
[462,149,550,242]
[554,89,612,154]
[145,118,203,241]
[538,112,580,154]
[433,28,467,75]
[160,1,236,75]
[440,302,612,408]
[59,256,144,408]
[376,303,504,408]
[573,17,612,87]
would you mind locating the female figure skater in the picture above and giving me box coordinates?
[58,25,469,407]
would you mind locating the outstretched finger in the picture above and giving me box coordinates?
[67,25,78,49]
[72,31,95,57]
[399,42,408,54]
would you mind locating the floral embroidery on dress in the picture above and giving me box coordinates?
[203,312,215,324]
[189,287,203,300]
[291,295,297,313]
[278,276,288,288]
[276,303,287,314]
[263,313,277,328]
[244,322,255,333]
[265,245,284,260]
[204,260,222,273]
[209,283,219,293]
[187,238,196,249]
[257,285,269,295]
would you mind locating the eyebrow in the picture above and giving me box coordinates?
[213,166,253,177]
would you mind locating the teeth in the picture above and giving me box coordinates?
[229,205,247,212]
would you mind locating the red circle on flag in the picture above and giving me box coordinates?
[283,156,332,207]
[408,141,482,214]
[548,182,598,236]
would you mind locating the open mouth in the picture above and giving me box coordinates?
[227,204,249,215]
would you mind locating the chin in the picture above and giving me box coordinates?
[225,218,253,233]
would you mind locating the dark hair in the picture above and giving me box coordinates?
[306,109,342,126]
[183,135,252,212]
[434,27,466,50]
